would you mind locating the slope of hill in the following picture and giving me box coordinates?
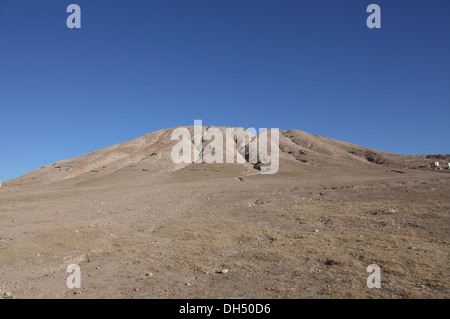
[5,126,448,188]
[0,126,449,299]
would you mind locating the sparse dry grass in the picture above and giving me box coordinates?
[0,164,448,298]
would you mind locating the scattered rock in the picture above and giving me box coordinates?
[238,177,245,182]
[314,229,320,233]
[373,207,399,215]
[324,258,338,266]
[219,268,229,274]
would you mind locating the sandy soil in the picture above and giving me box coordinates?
[0,164,448,299]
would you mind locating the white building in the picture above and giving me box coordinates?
[430,161,440,168]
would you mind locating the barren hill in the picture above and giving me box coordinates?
[5,126,447,188]
[0,126,449,299]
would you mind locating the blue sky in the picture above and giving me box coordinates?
[0,0,449,181]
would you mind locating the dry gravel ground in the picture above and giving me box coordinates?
[0,163,449,299]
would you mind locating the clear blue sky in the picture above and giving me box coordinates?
[1,0,449,182]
